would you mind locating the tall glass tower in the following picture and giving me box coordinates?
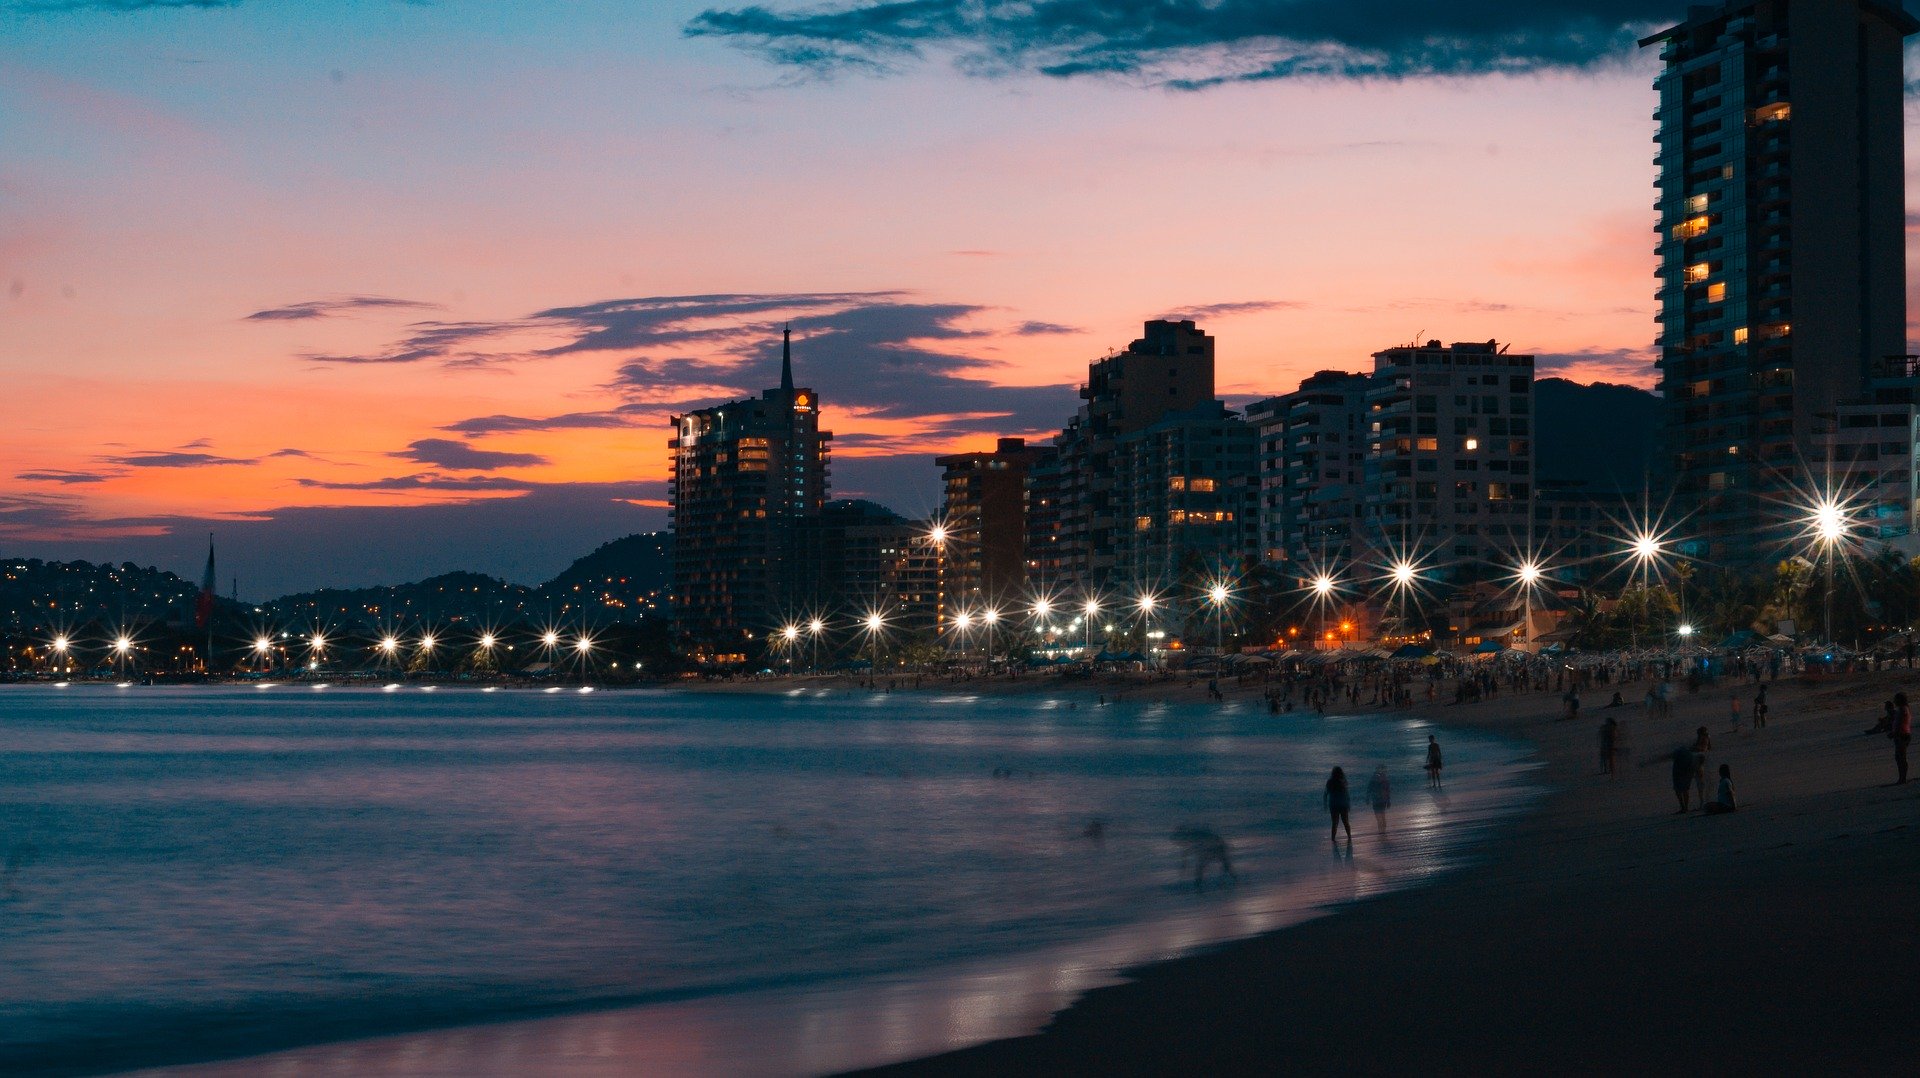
[1643,0,1914,561]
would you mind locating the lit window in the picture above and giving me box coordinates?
[1135,515,1153,531]
[1685,194,1709,214]
[1686,262,1710,283]
[1733,326,1750,345]
[1465,437,1479,451]
[1672,216,1710,240]
[1189,477,1216,492]
[1168,476,1187,491]
[1706,282,1727,303]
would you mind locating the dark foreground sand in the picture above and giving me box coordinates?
[856,666,1920,1076]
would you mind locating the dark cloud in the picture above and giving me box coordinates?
[394,438,549,471]
[1157,300,1301,321]
[684,1,1675,86]
[104,451,257,468]
[1534,346,1656,385]
[245,295,442,322]
[440,410,643,436]
[294,473,540,492]
[12,1,239,11]
[302,320,522,366]
[15,470,120,484]
[603,298,1075,432]
[1013,320,1081,335]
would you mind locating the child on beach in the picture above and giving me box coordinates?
[1325,767,1353,843]
[1703,764,1738,814]
[1424,735,1443,788]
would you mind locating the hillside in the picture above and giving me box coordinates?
[1534,377,1661,494]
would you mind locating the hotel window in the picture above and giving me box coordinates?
[1672,216,1710,240]
[1706,282,1727,303]
[1135,516,1153,531]
[1686,262,1711,283]
[1416,437,1438,451]
[1733,326,1749,345]
[1189,477,1217,492]
[1464,437,1479,451]
[1168,510,1188,524]
[1685,194,1709,214]
[1168,476,1187,491]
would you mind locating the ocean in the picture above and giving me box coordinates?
[0,683,1537,1076]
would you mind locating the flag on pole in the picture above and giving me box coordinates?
[195,535,216,629]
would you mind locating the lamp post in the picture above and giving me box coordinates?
[981,607,999,667]
[1136,593,1157,667]
[1811,497,1847,643]
[780,624,800,676]
[1082,598,1101,657]
[1516,560,1543,655]
[1207,583,1229,655]
[807,617,824,674]
[1311,573,1335,651]
[254,635,274,675]
[113,634,133,680]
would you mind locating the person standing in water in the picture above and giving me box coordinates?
[1424,734,1443,788]
[1325,767,1352,843]
[1367,766,1392,832]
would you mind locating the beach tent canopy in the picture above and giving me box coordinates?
[1472,640,1507,654]
[1390,644,1433,660]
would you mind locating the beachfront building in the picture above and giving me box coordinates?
[1029,319,1225,598]
[1248,370,1370,569]
[1818,395,1920,545]
[668,330,832,660]
[1643,0,1917,563]
[1110,402,1260,597]
[935,437,1047,614]
[1362,340,1536,583]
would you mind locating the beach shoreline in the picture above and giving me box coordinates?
[863,664,1920,1075]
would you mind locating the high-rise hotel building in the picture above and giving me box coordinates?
[668,330,831,658]
[1644,0,1915,561]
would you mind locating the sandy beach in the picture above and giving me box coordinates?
[846,663,1920,1074]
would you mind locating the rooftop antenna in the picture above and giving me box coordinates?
[780,323,794,395]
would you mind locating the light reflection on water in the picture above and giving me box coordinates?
[0,685,1536,1076]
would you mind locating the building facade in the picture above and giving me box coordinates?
[1362,340,1536,581]
[1031,319,1223,596]
[936,437,1047,611]
[1643,0,1916,562]
[1249,371,1370,569]
[1111,402,1260,592]
[668,330,831,658]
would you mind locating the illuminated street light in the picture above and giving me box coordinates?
[1391,561,1416,588]
[114,635,132,655]
[380,635,399,655]
[254,636,272,654]
[419,634,436,653]
[542,631,560,648]
[479,633,496,650]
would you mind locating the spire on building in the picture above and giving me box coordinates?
[780,324,794,394]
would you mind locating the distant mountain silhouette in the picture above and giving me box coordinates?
[1535,378,1660,494]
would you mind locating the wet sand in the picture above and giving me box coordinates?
[865,665,1920,1074]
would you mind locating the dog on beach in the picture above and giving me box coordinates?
[1170,827,1234,888]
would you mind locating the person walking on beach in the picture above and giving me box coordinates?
[1670,745,1695,813]
[1367,765,1392,832]
[1703,764,1738,815]
[1752,684,1769,729]
[1728,690,1743,731]
[1424,735,1443,788]
[1892,692,1912,785]
[1325,767,1353,843]
[1600,716,1619,777]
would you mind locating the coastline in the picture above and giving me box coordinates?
[865,665,1920,1075]
[94,674,1536,1077]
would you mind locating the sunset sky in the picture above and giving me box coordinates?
[3,0,1915,595]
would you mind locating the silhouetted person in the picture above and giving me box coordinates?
[1703,764,1738,815]
[1753,684,1769,729]
[1325,767,1352,843]
[1870,700,1896,736]
[1367,765,1392,832]
[1893,692,1912,785]
[1671,745,1694,813]
[1171,828,1233,887]
[1424,735,1443,787]
[1600,716,1618,777]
